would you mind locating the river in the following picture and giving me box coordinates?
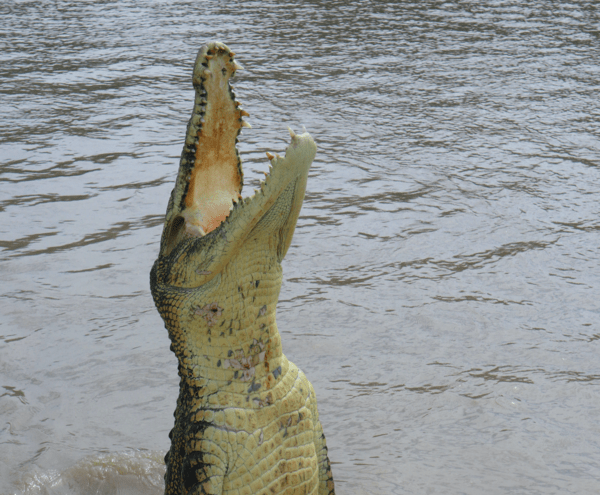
[1,1,599,494]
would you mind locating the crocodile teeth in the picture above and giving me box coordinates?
[232,61,244,71]
[240,110,250,117]
[241,121,252,128]
[288,127,297,139]
[266,152,275,161]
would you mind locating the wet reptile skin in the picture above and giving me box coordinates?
[150,42,335,495]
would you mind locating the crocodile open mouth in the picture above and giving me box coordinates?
[160,42,316,261]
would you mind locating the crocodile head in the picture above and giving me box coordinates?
[153,41,316,288]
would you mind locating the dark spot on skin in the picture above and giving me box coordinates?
[182,453,209,491]
[234,371,238,379]
[222,67,227,76]
[228,350,233,357]
[248,380,261,393]
[220,332,224,337]
[255,280,260,288]
[217,360,221,367]
[273,366,282,379]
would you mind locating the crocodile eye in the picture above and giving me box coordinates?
[164,216,184,257]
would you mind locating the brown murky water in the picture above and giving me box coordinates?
[2,1,600,494]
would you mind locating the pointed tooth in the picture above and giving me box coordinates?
[203,69,211,76]
[241,121,252,128]
[240,110,250,117]
[229,51,236,57]
[206,55,213,60]
[266,152,275,160]
[233,61,244,70]
[235,101,241,107]
[288,127,297,139]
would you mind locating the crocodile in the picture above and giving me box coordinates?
[150,42,335,495]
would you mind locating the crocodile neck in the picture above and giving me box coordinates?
[153,229,290,408]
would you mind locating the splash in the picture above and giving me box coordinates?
[17,451,165,495]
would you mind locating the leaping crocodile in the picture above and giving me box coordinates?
[150,42,335,495]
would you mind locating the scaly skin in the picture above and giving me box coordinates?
[150,42,335,495]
